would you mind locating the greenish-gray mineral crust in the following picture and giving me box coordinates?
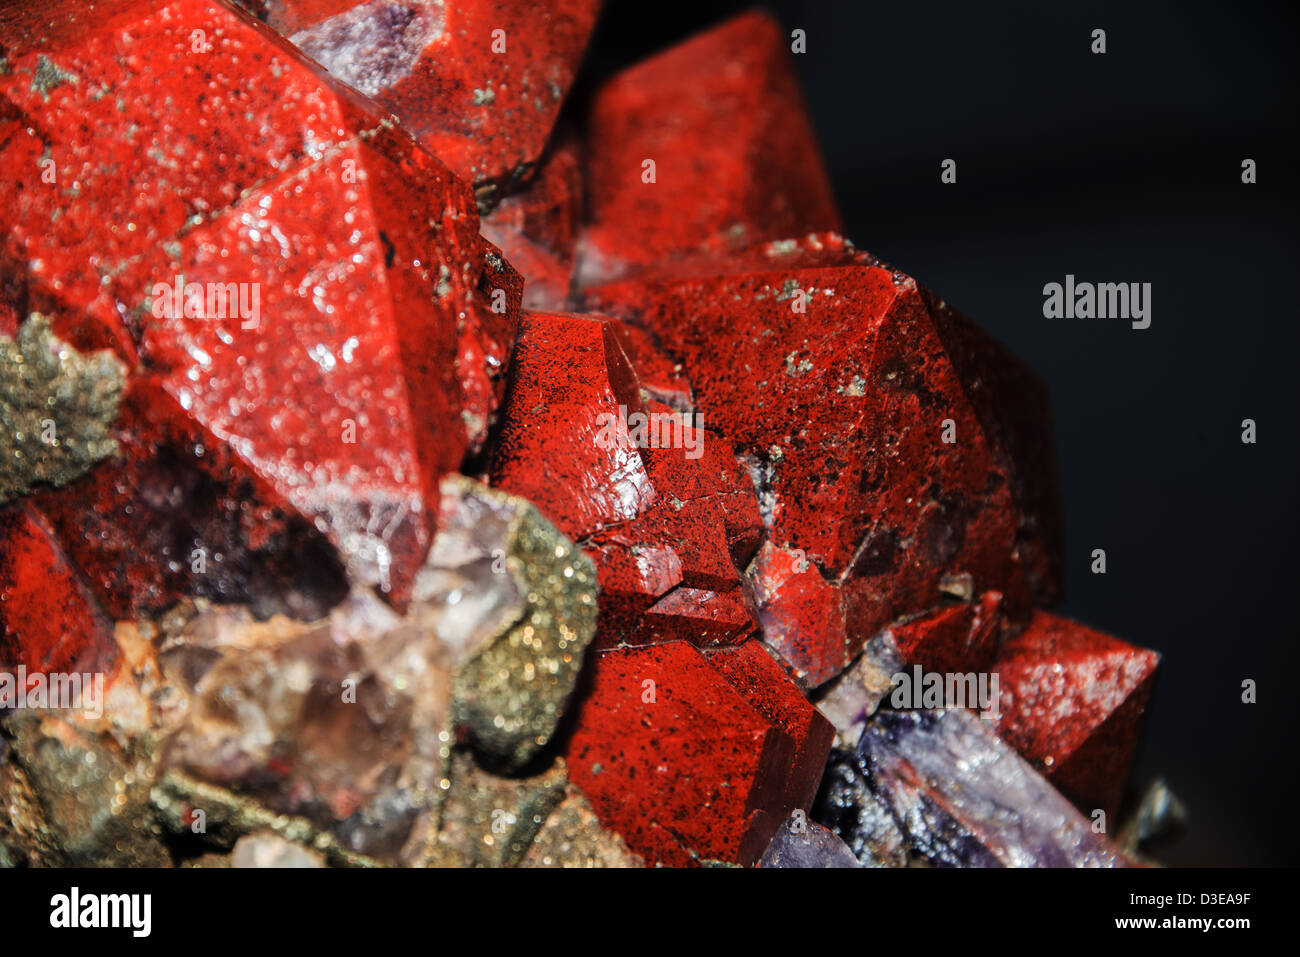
[1,315,125,505]
[446,477,599,771]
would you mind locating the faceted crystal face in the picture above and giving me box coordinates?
[0,0,517,608]
[991,611,1160,819]
[586,248,1063,687]
[2,0,368,353]
[564,639,832,867]
[489,310,768,655]
[575,11,842,286]
[247,0,602,188]
[0,3,1157,870]
[759,810,862,869]
[834,708,1133,869]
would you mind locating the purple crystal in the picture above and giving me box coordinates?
[832,708,1133,868]
[758,810,862,869]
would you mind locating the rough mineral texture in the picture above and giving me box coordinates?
[151,477,593,859]
[825,708,1133,868]
[704,640,833,812]
[441,476,598,771]
[0,0,519,607]
[587,240,1063,687]
[992,611,1159,820]
[489,310,764,651]
[246,0,602,190]
[0,317,125,505]
[424,749,568,867]
[814,749,911,867]
[564,640,831,867]
[2,710,169,867]
[576,11,842,286]
[0,2,1162,870]
[2,477,605,868]
[521,785,645,868]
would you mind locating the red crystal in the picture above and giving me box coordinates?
[607,321,693,411]
[0,0,1159,872]
[587,244,1062,685]
[565,639,830,866]
[993,611,1160,819]
[888,591,1004,675]
[1,0,516,606]
[0,504,117,676]
[251,0,601,187]
[1,0,367,360]
[489,310,649,540]
[489,310,764,650]
[704,640,834,813]
[576,11,841,286]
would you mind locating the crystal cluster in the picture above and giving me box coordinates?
[2,0,1161,868]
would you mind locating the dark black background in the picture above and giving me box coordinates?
[576,0,1300,866]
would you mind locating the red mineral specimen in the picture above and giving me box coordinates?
[489,310,650,539]
[0,0,515,606]
[744,539,849,687]
[993,611,1160,819]
[887,591,1004,676]
[587,243,1062,686]
[490,311,763,649]
[704,640,834,812]
[0,0,366,361]
[607,321,693,411]
[118,135,480,600]
[0,504,117,676]
[565,639,829,866]
[31,377,347,621]
[576,11,842,287]
[249,0,602,187]
[0,0,1158,873]
[481,134,583,310]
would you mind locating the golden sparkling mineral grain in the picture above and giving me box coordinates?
[425,749,568,868]
[443,476,599,771]
[521,785,646,868]
[3,712,169,866]
[0,747,51,867]
[0,315,125,504]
